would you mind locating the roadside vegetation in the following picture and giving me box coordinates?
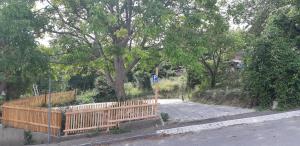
[0,0,299,111]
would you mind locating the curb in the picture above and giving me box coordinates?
[82,132,159,146]
[157,110,300,135]
[46,110,300,146]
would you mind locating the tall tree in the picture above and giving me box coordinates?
[0,0,48,99]
[42,0,173,99]
[227,0,298,35]
[243,2,300,108]
[164,0,235,88]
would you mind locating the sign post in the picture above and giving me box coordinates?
[47,66,52,144]
[154,67,159,111]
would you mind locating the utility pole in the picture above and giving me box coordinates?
[47,65,52,144]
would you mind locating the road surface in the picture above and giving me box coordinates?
[112,117,300,146]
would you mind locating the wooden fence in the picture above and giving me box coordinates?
[4,91,76,107]
[1,91,76,136]
[2,106,62,135]
[2,90,158,136]
[64,99,157,135]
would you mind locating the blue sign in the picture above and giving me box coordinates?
[152,75,159,83]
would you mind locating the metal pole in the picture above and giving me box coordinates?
[155,67,159,107]
[47,71,52,144]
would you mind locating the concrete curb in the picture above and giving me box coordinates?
[157,110,300,135]
[82,132,159,146]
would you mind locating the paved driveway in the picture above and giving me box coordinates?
[113,117,300,146]
[158,99,255,122]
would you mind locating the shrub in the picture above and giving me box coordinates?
[124,82,143,98]
[187,69,203,89]
[76,90,96,104]
[68,74,97,91]
[24,130,33,145]
[93,77,117,102]
[244,35,300,109]
[160,112,169,122]
[133,71,152,90]
[155,78,180,92]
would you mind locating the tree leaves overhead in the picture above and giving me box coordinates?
[244,2,300,109]
[0,0,48,98]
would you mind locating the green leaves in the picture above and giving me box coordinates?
[244,2,300,109]
[0,0,49,98]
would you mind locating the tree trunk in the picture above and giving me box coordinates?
[113,55,126,100]
[210,73,216,88]
[0,81,6,96]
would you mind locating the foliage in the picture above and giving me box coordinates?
[132,70,152,90]
[158,61,177,78]
[93,77,117,102]
[155,78,181,93]
[0,0,48,99]
[124,82,143,98]
[110,127,130,134]
[24,130,34,145]
[227,0,297,35]
[41,0,175,99]
[68,74,97,91]
[76,90,96,104]
[154,76,187,99]
[160,112,169,122]
[244,4,300,109]
[163,0,240,88]
[0,95,4,104]
[187,69,203,89]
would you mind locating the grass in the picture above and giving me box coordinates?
[153,75,188,99]
[125,83,143,97]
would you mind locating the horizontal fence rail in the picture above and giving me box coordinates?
[2,90,157,136]
[2,106,62,136]
[1,91,75,136]
[4,91,76,107]
[64,99,157,135]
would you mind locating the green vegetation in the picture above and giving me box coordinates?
[110,127,130,135]
[24,130,34,145]
[243,2,300,109]
[0,0,48,99]
[0,0,299,110]
[160,112,170,122]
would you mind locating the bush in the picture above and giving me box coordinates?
[124,82,143,98]
[187,69,203,89]
[68,74,97,91]
[0,95,4,104]
[160,112,169,122]
[158,61,177,78]
[244,36,300,109]
[24,130,33,145]
[93,77,117,102]
[133,71,152,90]
[76,90,96,104]
[155,78,180,92]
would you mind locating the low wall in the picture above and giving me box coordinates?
[0,124,49,146]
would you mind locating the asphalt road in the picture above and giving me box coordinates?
[112,117,300,146]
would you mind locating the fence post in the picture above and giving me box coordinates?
[106,109,110,132]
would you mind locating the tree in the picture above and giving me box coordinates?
[227,0,297,35]
[164,0,236,88]
[244,2,300,109]
[0,0,48,99]
[42,0,174,99]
